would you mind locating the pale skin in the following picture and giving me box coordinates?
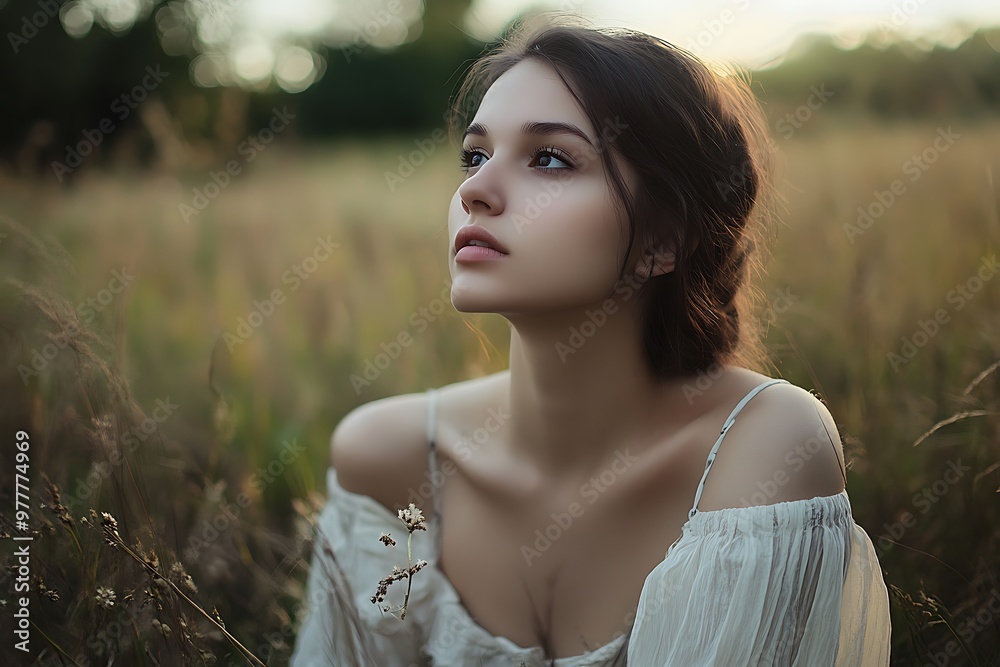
[333,59,848,658]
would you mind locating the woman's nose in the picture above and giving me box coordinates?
[457,160,505,217]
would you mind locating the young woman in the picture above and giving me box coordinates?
[291,15,892,667]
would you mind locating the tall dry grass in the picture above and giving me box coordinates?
[0,117,998,665]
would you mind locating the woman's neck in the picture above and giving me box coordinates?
[499,303,682,484]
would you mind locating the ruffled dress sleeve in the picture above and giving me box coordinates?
[626,491,891,666]
[290,468,437,667]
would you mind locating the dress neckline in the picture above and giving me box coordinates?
[325,466,851,664]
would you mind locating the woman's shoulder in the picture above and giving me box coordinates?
[329,372,509,514]
[690,367,849,513]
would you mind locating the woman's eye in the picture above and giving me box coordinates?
[459,146,574,173]
[459,148,487,172]
[530,148,573,171]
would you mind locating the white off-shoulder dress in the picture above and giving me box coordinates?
[290,379,892,666]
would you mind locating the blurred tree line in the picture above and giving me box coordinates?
[752,29,1000,121]
[1,0,999,181]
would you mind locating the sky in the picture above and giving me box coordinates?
[83,0,997,91]
[460,0,1000,68]
[461,0,1000,68]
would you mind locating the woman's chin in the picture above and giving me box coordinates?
[450,298,496,314]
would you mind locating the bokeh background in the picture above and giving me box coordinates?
[1,0,999,664]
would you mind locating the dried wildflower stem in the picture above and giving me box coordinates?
[102,524,265,667]
[32,621,85,667]
[43,475,84,558]
[397,504,427,620]
[401,532,414,621]
[371,504,428,620]
[65,525,84,558]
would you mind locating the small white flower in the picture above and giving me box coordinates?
[397,504,427,532]
[95,587,116,609]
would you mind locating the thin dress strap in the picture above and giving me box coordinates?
[687,378,791,520]
[425,388,443,556]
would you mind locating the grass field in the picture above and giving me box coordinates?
[1,116,999,665]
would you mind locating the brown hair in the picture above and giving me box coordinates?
[447,13,778,381]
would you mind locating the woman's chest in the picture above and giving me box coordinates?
[432,447,702,659]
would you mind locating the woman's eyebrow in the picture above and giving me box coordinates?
[463,121,596,149]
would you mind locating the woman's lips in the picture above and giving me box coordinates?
[455,245,508,263]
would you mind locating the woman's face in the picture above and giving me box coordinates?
[448,59,636,316]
